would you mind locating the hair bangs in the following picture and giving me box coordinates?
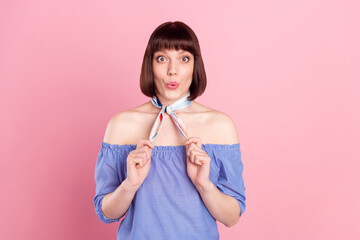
[150,28,197,55]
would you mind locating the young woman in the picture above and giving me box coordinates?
[94,21,246,239]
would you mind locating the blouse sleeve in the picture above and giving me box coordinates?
[93,143,128,223]
[210,144,246,216]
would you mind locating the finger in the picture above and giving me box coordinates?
[188,142,200,150]
[185,137,198,145]
[186,144,203,158]
[186,147,195,163]
[136,139,154,150]
[195,152,207,165]
[131,152,148,166]
[186,142,198,153]
[197,154,210,165]
[187,154,203,166]
[202,155,210,165]
[194,155,204,166]
[135,145,152,160]
[186,144,196,159]
[189,149,203,164]
[186,137,202,148]
[143,146,152,160]
[131,157,145,168]
[186,137,201,145]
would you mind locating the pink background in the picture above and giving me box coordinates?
[1,0,359,239]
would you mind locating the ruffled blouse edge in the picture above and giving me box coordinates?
[101,141,240,151]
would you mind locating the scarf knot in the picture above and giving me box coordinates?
[149,92,192,142]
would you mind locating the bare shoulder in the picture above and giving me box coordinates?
[102,110,137,144]
[193,102,239,144]
[103,102,153,144]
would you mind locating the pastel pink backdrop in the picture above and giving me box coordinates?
[1,0,359,239]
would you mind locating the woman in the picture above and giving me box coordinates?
[94,21,246,239]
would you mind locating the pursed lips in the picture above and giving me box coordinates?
[167,81,179,86]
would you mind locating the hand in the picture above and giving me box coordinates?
[185,137,211,191]
[126,140,154,189]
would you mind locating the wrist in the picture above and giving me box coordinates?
[123,178,140,193]
[195,180,214,194]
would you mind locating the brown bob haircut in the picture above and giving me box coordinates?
[140,21,207,101]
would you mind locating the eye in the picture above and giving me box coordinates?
[156,56,166,62]
[181,56,190,62]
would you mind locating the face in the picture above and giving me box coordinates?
[152,49,194,105]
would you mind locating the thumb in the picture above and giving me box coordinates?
[186,137,202,149]
[136,139,154,150]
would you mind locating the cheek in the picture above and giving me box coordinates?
[184,65,194,79]
[152,64,158,77]
[152,65,166,79]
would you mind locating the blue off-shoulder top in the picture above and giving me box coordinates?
[94,142,246,240]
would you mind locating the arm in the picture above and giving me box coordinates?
[186,137,241,227]
[101,179,139,220]
[186,113,244,227]
[99,115,154,220]
[101,139,153,220]
[196,181,241,227]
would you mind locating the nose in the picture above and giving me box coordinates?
[167,61,177,76]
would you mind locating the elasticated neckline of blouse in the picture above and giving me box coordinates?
[101,142,240,152]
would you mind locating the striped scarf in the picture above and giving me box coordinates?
[149,92,192,142]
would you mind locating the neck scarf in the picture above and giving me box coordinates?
[149,92,192,142]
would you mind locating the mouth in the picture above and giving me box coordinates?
[166,81,179,89]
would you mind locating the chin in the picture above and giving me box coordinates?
[164,90,183,99]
